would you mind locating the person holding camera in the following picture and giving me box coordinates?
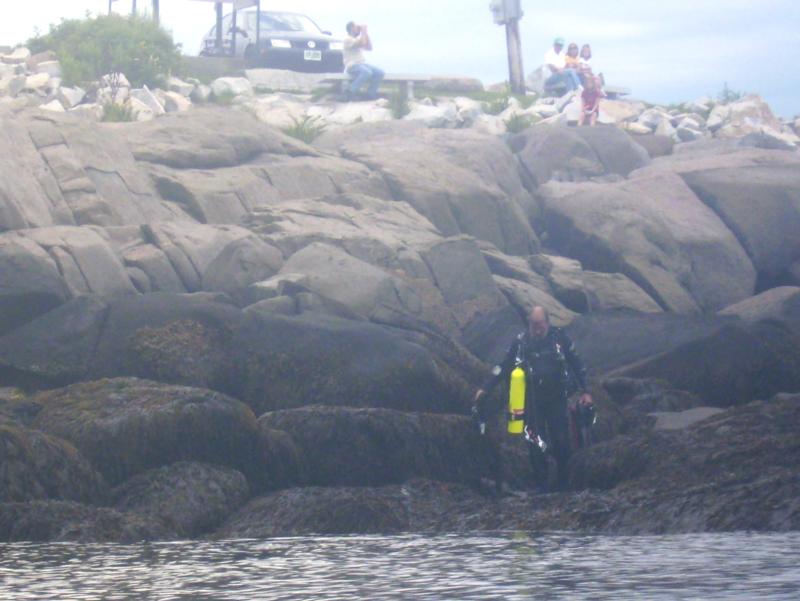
[343,21,384,101]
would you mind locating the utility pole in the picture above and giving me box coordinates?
[215,2,223,52]
[108,0,114,15]
[132,0,137,15]
[506,16,525,94]
[490,0,526,94]
[152,0,160,25]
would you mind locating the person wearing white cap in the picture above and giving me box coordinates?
[543,37,581,94]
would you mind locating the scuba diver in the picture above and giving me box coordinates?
[472,305,593,492]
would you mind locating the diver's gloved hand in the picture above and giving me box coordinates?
[524,424,547,452]
[471,405,486,435]
[523,423,536,441]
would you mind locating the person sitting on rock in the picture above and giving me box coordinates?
[565,43,581,69]
[343,21,384,101]
[578,75,605,127]
[578,44,604,87]
[472,306,593,492]
[544,37,582,96]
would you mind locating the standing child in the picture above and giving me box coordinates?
[578,76,604,127]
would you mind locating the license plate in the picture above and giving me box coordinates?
[304,50,322,61]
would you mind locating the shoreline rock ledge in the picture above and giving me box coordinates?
[0,89,798,542]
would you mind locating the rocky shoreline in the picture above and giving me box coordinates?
[1,46,799,542]
[2,44,798,147]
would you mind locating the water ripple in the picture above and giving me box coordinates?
[1,532,799,600]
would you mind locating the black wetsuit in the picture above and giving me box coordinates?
[480,327,587,490]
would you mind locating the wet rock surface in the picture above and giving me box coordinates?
[218,393,800,537]
[0,91,798,542]
[31,378,262,486]
[259,406,496,488]
[0,421,107,504]
[0,500,176,543]
[112,461,250,538]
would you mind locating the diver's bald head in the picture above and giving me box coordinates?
[529,305,549,338]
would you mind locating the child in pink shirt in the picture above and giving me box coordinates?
[579,76,605,126]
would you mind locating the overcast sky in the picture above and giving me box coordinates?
[2,0,797,117]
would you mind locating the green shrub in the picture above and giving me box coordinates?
[281,116,326,144]
[515,93,538,110]
[503,112,538,134]
[390,90,411,119]
[482,95,510,115]
[310,86,334,102]
[28,14,181,88]
[102,102,134,122]
[717,82,744,104]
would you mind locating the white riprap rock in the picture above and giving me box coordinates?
[57,86,86,109]
[163,91,192,113]
[1,47,31,64]
[130,85,165,116]
[39,99,65,112]
[211,77,253,98]
[167,76,195,97]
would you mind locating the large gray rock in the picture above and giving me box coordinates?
[492,275,577,326]
[32,378,263,486]
[0,421,108,504]
[530,254,589,313]
[511,124,650,189]
[147,155,389,224]
[0,296,110,385]
[19,227,137,298]
[419,236,507,330]
[224,312,476,415]
[479,242,551,289]
[202,236,283,299]
[715,95,784,139]
[143,221,254,292]
[113,461,250,537]
[565,311,740,376]
[582,271,662,313]
[650,407,724,431]
[211,77,253,98]
[126,107,309,170]
[0,113,74,230]
[247,193,436,268]
[539,171,756,312]
[0,236,69,335]
[258,406,494,487]
[719,286,800,336]
[122,244,186,293]
[0,500,177,542]
[29,111,179,226]
[678,159,800,287]
[612,321,800,406]
[315,121,539,255]
[0,294,477,417]
[277,241,421,324]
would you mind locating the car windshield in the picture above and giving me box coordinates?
[257,12,321,33]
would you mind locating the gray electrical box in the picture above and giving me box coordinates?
[489,0,523,24]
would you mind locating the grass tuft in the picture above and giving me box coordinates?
[280,115,326,143]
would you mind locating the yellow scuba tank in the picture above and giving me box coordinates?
[508,366,526,434]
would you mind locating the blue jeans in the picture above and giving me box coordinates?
[347,63,385,97]
[545,69,581,92]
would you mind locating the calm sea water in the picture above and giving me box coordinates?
[1,532,799,600]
